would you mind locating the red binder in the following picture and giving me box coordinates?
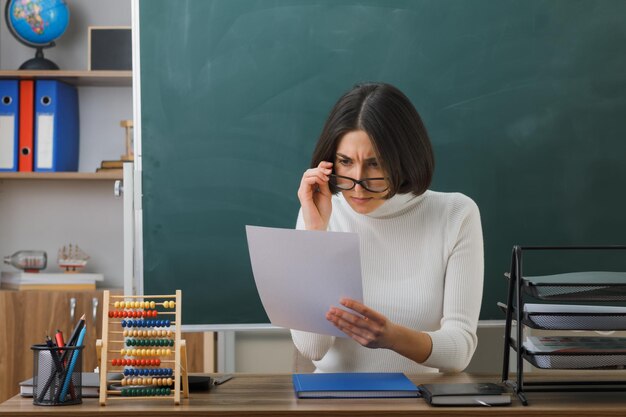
[18,79,34,172]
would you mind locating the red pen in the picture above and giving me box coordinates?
[55,329,65,356]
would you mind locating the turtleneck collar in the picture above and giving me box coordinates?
[339,190,428,219]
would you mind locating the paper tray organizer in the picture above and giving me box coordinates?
[500,245,626,406]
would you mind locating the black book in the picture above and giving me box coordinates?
[20,373,102,398]
[418,383,511,406]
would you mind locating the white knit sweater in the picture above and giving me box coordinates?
[291,190,484,373]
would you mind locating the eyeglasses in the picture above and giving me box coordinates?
[330,174,389,193]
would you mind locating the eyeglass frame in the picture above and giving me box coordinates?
[329,174,389,193]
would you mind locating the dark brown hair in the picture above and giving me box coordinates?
[310,83,434,197]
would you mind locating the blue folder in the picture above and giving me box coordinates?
[34,80,79,172]
[292,372,420,398]
[0,80,19,172]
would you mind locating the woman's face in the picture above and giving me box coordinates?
[334,130,388,214]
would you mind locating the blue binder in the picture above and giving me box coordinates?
[0,80,19,172]
[34,80,79,172]
[292,372,420,398]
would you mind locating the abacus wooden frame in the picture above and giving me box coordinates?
[98,290,188,405]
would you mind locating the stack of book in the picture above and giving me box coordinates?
[96,159,125,175]
[0,271,103,291]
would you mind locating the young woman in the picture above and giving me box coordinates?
[291,83,484,373]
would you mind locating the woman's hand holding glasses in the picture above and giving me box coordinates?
[298,161,334,230]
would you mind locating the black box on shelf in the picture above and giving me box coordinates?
[88,27,132,71]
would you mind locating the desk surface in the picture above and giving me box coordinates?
[1,373,626,416]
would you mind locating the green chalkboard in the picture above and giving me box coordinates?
[140,0,626,325]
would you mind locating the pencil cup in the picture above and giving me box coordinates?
[31,344,84,406]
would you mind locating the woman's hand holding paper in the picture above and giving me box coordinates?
[326,298,398,349]
[327,297,433,364]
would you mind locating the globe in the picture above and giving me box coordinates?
[4,0,70,70]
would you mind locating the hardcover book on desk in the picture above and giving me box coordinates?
[292,373,419,398]
[418,383,511,406]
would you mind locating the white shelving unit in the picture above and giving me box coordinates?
[0,72,132,288]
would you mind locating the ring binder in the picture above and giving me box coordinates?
[0,79,19,172]
[34,80,79,172]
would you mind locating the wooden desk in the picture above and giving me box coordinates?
[1,373,625,416]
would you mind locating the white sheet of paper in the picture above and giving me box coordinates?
[246,225,363,337]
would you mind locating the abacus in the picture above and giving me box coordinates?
[97,290,188,405]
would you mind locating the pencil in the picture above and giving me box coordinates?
[58,326,87,402]
[60,314,85,364]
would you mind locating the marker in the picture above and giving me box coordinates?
[55,329,65,357]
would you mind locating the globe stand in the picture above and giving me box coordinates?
[19,46,59,70]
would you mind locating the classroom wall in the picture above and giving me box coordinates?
[0,0,131,288]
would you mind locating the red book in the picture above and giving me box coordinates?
[18,80,34,172]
